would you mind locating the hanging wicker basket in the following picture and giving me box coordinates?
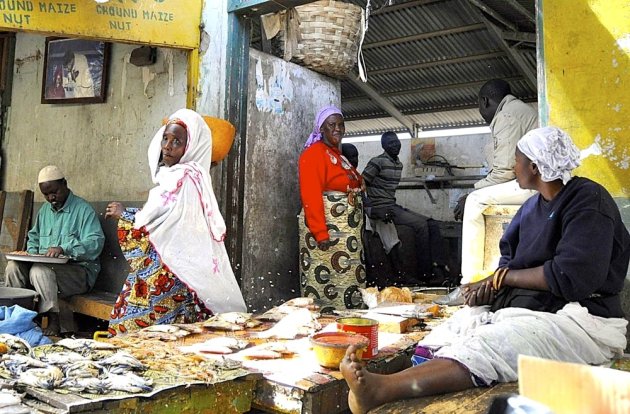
[273,0,363,78]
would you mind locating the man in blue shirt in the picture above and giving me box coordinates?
[5,166,104,336]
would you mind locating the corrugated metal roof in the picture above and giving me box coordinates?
[250,0,537,135]
[344,102,537,135]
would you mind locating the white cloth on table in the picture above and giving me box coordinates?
[459,179,536,284]
[418,303,627,385]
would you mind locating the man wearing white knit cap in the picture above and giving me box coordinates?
[5,165,104,336]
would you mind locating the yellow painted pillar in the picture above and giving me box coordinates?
[187,48,200,109]
[540,0,630,197]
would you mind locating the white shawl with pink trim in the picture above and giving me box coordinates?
[134,109,246,314]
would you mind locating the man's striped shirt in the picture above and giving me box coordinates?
[362,152,403,208]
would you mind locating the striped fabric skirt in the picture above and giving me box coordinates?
[298,191,366,313]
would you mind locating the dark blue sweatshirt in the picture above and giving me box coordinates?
[498,177,630,317]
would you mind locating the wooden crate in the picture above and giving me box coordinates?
[482,205,520,273]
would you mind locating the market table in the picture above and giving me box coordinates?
[246,321,423,414]
[370,381,519,414]
[6,319,422,414]
[21,375,261,414]
[7,296,460,414]
[141,314,426,414]
[242,310,520,414]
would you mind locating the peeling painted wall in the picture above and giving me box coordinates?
[540,0,630,198]
[540,0,630,331]
[241,49,339,312]
[197,0,228,118]
[1,33,188,203]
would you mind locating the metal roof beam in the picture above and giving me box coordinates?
[344,103,480,121]
[343,75,524,102]
[347,73,418,138]
[481,18,537,90]
[501,30,536,44]
[369,50,504,75]
[372,0,445,16]
[364,23,486,50]
[344,96,538,121]
[228,0,315,16]
[503,0,536,24]
[467,0,517,31]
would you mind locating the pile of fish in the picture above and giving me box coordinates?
[0,335,32,357]
[135,324,204,341]
[203,299,322,339]
[0,335,153,394]
[203,312,262,331]
[238,342,297,360]
[179,336,250,355]
[107,336,246,383]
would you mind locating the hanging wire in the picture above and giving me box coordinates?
[422,154,464,176]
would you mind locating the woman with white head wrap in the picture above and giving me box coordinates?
[106,109,246,336]
[338,126,629,414]
[461,125,629,317]
[516,126,581,184]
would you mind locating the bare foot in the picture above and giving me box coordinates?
[42,312,60,336]
[340,344,383,414]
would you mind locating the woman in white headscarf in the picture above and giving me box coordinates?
[338,126,629,414]
[106,109,246,335]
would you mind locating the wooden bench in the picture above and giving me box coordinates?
[68,290,118,321]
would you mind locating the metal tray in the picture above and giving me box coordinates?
[4,253,69,264]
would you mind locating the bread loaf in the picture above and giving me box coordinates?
[379,287,413,303]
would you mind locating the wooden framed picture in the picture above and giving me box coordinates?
[41,38,110,104]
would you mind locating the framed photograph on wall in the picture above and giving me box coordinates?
[41,38,110,104]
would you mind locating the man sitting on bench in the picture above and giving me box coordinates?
[5,165,104,336]
[362,131,449,285]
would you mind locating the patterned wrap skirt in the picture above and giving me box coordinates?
[108,209,210,336]
[299,191,366,313]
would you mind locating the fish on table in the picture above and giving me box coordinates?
[18,366,63,390]
[104,372,153,393]
[0,334,33,357]
[60,376,109,394]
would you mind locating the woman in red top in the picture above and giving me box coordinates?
[298,106,366,312]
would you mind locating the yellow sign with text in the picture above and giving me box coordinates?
[0,0,202,49]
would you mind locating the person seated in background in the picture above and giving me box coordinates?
[340,126,629,414]
[342,143,359,169]
[439,79,539,305]
[5,166,105,336]
[362,131,449,286]
[298,106,366,312]
[457,79,538,282]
